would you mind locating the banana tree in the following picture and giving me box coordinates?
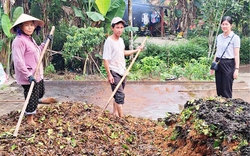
[0,7,23,76]
[72,0,126,29]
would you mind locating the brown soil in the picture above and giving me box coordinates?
[0,64,249,155]
[1,98,250,155]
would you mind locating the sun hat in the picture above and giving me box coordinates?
[111,17,126,25]
[10,13,44,34]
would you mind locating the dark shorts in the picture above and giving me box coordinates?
[22,79,45,114]
[110,70,126,104]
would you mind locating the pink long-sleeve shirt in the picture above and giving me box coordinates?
[12,34,45,85]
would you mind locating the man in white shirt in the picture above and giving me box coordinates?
[103,17,143,117]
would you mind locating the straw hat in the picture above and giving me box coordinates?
[10,13,44,34]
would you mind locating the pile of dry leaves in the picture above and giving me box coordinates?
[1,97,250,155]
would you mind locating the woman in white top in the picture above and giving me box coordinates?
[211,16,240,98]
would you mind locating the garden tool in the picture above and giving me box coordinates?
[13,26,55,137]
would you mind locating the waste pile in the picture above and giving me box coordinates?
[165,97,250,156]
[0,97,250,155]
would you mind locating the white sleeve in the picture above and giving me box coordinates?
[103,38,112,60]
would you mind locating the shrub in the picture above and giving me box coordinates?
[138,43,168,62]
[129,56,167,80]
[44,63,56,76]
[62,26,105,74]
[166,43,207,66]
[240,37,250,64]
[189,37,209,51]
[139,56,166,76]
[182,57,213,80]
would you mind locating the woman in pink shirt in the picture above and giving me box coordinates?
[10,14,56,125]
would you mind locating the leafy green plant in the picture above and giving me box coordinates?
[213,139,222,149]
[44,63,56,75]
[138,43,168,63]
[194,119,218,137]
[138,56,166,76]
[240,37,250,64]
[168,63,184,78]
[236,140,248,151]
[180,108,193,123]
[10,144,17,151]
[63,26,105,74]
[1,7,23,76]
[189,37,209,51]
[75,75,85,81]
[72,0,126,29]
[167,43,207,66]
[170,128,179,141]
[182,57,213,80]
[126,135,135,144]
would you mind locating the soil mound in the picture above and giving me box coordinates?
[0,97,250,155]
[0,102,169,155]
[165,97,250,156]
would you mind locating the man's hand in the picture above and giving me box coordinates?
[137,45,144,52]
[108,73,114,84]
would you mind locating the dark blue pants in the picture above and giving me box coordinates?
[215,58,235,98]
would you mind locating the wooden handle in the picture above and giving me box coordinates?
[34,26,55,79]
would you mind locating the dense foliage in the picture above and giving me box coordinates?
[240,37,250,64]
[62,26,105,74]
[0,0,250,80]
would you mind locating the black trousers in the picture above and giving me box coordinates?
[22,80,45,113]
[215,58,235,98]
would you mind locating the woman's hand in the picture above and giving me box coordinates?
[233,69,239,79]
[210,69,214,75]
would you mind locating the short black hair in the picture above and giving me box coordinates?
[221,16,233,24]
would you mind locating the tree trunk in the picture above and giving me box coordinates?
[15,0,23,7]
[128,0,133,51]
[23,0,29,14]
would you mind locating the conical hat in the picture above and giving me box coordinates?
[10,13,44,34]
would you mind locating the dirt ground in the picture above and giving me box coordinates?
[0,37,249,120]
[0,64,249,120]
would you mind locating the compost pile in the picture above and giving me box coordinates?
[165,97,250,156]
[0,97,250,155]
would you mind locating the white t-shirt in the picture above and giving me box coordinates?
[103,36,126,76]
